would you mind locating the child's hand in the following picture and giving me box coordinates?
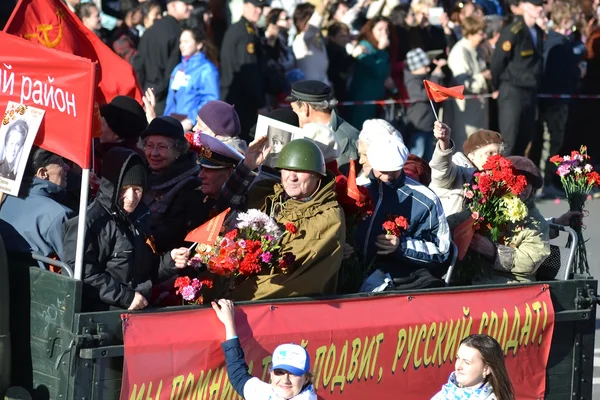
[212,299,237,339]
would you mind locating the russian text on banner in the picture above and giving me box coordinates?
[4,0,142,105]
[121,284,554,400]
[0,32,95,168]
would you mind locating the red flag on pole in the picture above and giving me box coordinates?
[185,208,231,245]
[0,31,95,168]
[347,159,366,203]
[453,216,476,260]
[424,80,465,102]
[3,0,142,105]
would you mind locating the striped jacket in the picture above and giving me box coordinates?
[356,172,451,278]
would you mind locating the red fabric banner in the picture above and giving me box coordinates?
[4,0,142,105]
[0,31,95,168]
[185,208,231,244]
[424,80,465,102]
[121,285,554,400]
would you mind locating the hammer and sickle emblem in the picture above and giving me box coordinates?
[24,9,64,48]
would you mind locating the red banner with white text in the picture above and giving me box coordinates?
[121,285,554,400]
[0,31,95,168]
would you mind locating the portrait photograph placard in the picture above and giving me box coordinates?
[254,114,304,168]
[0,101,45,196]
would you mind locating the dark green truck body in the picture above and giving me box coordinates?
[1,260,598,400]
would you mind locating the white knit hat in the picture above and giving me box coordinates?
[367,134,409,172]
[301,123,341,163]
[358,119,404,147]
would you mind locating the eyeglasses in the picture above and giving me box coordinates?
[272,369,299,377]
[144,143,174,152]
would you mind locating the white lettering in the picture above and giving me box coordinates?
[1,69,14,96]
[32,80,43,104]
[43,83,55,109]
[54,88,65,112]
[65,91,76,116]
[20,76,32,103]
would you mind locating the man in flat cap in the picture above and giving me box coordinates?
[220,0,269,139]
[287,80,359,174]
[490,0,544,156]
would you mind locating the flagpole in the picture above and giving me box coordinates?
[428,99,439,122]
[188,242,198,252]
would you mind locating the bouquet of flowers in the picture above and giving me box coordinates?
[182,209,297,300]
[549,146,600,275]
[334,161,375,293]
[457,155,529,281]
[383,215,409,237]
[173,276,214,305]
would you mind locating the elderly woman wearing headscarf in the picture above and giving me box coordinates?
[357,134,451,292]
[468,157,551,284]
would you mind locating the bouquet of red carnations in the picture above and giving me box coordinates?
[183,209,297,300]
[456,155,529,282]
[549,146,600,275]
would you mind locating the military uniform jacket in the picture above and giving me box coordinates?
[219,17,266,110]
[490,16,543,90]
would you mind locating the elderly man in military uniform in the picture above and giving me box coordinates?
[197,133,245,203]
[490,0,544,156]
[287,80,359,174]
[220,0,268,140]
[214,136,345,300]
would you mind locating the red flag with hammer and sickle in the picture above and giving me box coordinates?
[4,0,142,106]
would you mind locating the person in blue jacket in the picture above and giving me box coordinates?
[356,134,451,292]
[164,25,219,132]
[0,147,73,262]
[212,299,317,400]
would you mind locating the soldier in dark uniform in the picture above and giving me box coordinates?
[490,0,544,156]
[220,0,268,141]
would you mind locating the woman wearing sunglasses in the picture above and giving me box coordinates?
[212,299,317,400]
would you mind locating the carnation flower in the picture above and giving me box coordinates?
[285,222,298,234]
[465,190,474,199]
[278,252,296,270]
[191,278,202,289]
[181,285,197,301]
[558,164,572,177]
[472,211,480,220]
[225,229,239,240]
[585,164,593,172]
[261,251,273,263]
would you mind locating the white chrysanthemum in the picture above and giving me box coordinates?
[236,209,282,236]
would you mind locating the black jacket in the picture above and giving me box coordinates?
[134,15,182,115]
[490,16,543,91]
[541,29,579,101]
[219,17,266,114]
[63,148,178,311]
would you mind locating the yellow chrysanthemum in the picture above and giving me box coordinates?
[501,194,528,223]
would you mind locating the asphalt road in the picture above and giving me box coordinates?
[536,197,600,399]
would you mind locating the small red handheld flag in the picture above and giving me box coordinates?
[347,159,366,203]
[185,208,231,245]
[453,216,476,260]
[424,80,465,102]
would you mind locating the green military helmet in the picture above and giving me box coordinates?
[276,138,326,176]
